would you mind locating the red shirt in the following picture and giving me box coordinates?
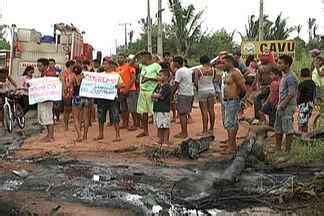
[269,77,280,105]
[62,69,76,99]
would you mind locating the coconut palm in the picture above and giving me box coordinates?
[243,15,258,40]
[168,0,204,57]
[240,15,272,41]
[242,13,294,41]
[268,13,295,40]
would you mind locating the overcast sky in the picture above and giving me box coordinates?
[1,0,324,56]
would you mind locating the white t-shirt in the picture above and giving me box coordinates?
[175,67,194,96]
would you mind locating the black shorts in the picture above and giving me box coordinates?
[97,99,120,125]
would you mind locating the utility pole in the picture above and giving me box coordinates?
[147,0,152,53]
[258,0,264,41]
[157,0,163,57]
[115,39,118,54]
[119,23,131,48]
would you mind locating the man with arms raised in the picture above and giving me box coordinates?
[221,54,247,154]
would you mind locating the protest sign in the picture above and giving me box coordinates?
[28,77,62,105]
[79,72,119,100]
[241,40,295,60]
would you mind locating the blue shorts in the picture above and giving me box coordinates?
[97,99,120,125]
[261,102,274,115]
[222,99,241,129]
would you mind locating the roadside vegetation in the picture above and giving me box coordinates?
[272,138,324,166]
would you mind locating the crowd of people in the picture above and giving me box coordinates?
[0,47,324,155]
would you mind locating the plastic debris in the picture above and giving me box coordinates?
[152,205,162,214]
[12,170,29,178]
[93,175,100,181]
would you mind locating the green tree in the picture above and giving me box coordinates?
[168,0,203,57]
[294,37,307,61]
[192,28,236,59]
[0,40,9,50]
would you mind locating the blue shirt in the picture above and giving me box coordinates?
[279,72,298,106]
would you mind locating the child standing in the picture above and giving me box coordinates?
[152,69,172,146]
[297,68,316,133]
[95,61,124,142]
[260,68,282,127]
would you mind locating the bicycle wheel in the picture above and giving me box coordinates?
[3,104,13,133]
[16,103,25,129]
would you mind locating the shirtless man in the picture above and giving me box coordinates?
[221,54,247,154]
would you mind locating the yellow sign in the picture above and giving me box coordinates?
[241,40,295,59]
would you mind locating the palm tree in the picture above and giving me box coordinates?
[242,13,294,41]
[240,15,272,41]
[268,13,295,40]
[308,18,316,41]
[243,15,258,40]
[295,24,302,38]
[168,0,203,57]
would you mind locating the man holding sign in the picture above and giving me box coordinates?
[35,58,57,142]
[80,58,124,142]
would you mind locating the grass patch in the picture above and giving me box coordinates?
[272,138,324,166]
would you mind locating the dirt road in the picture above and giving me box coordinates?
[13,104,253,163]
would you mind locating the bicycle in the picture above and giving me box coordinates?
[3,90,25,133]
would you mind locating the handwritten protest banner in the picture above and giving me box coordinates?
[79,72,119,100]
[28,77,62,105]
